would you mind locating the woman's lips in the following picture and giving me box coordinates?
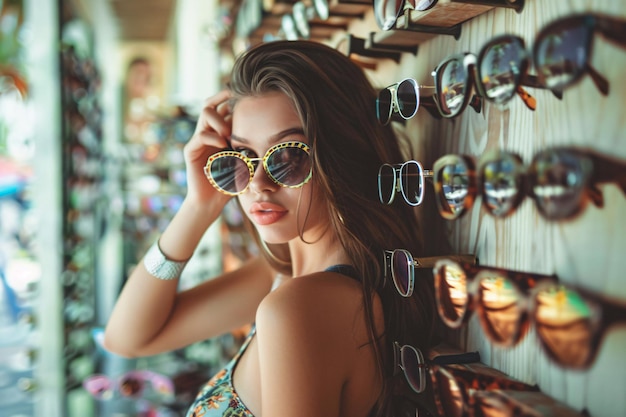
[249,202,288,225]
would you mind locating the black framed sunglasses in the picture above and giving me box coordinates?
[433,258,626,369]
[204,141,313,196]
[393,342,537,417]
[376,78,439,125]
[384,249,477,297]
[432,51,537,119]
[378,160,433,206]
[533,13,626,95]
[432,146,626,220]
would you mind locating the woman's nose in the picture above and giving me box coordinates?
[248,162,279,194]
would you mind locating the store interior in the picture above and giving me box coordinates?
[1,0,626,416]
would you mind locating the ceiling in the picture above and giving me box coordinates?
[107,0,176,41]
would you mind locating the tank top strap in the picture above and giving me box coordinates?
[324,264,359,281]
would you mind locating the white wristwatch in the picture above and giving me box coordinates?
[143,240,189,280]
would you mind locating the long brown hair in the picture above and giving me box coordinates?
[229,40,437,416]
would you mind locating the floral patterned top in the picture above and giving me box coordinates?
[185,265,358,417]
[185,325,257,417]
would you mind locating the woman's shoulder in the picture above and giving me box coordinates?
[261,269,364,316]
[255,269,381,348]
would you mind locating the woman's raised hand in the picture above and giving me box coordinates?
[183,90,233,206]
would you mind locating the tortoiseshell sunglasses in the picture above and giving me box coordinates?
[433,258,626,369]
[432,146,626,220]
[431,13,626,118]
[393,342,538,417]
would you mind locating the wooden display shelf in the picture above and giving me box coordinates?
[399,0,524,28]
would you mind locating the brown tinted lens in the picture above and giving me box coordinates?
[530,149,588,220]
[434,261,469,327]
[476,273,524,346]
[533,284,594,368]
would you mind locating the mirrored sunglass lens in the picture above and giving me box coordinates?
[477,274,522,345]
[83,376,114,400]
[266,146,311,187]
[377,89,393,124]
[480,39,523,103]
[436,160,470,218]
[535,25,590,90]
[533,285,594,368]
[435,263,469,327]
[397,80,419,119]
[530,150,586,220]
[210,156,251,194]
[439,59,467,116]
[401,346,424,393]
[480,156,522,217]
[392,250,412,296]
[401,162,422,205]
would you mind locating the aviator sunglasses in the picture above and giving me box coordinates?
[384,249,476,297]
[394,342,537,417]
[433,258,626,369]
[432,147,626,221]
[378,160,433,206]
[204,141,313,196]
[82,370,175,400]
[376,78,440,125]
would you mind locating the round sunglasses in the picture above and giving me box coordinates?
[82,370,175,400]
[432,147,626,221]
[204,141,313,196]
[433,258,626,369]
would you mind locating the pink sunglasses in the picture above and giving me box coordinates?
[82,370,175,400]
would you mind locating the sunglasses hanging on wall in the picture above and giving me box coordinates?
[393,342,538,417]
[431,13,626,118]
[376,78,443,125]
[374,0,524,32]
[433,258,626,369]
[383,249,477,297]
[432,146,626,221]
[378,160,432,206]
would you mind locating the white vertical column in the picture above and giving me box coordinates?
[174,0,220,112]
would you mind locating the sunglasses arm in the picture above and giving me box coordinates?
[522,74,563,100]
[589,152,626,199]
[585,62,610,95]
[594,15,626,48]
[419,255,478,268]
[419,95,444,119]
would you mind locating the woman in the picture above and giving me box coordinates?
[104,40,436,417]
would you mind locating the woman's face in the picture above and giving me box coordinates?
[231,92,328,245]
